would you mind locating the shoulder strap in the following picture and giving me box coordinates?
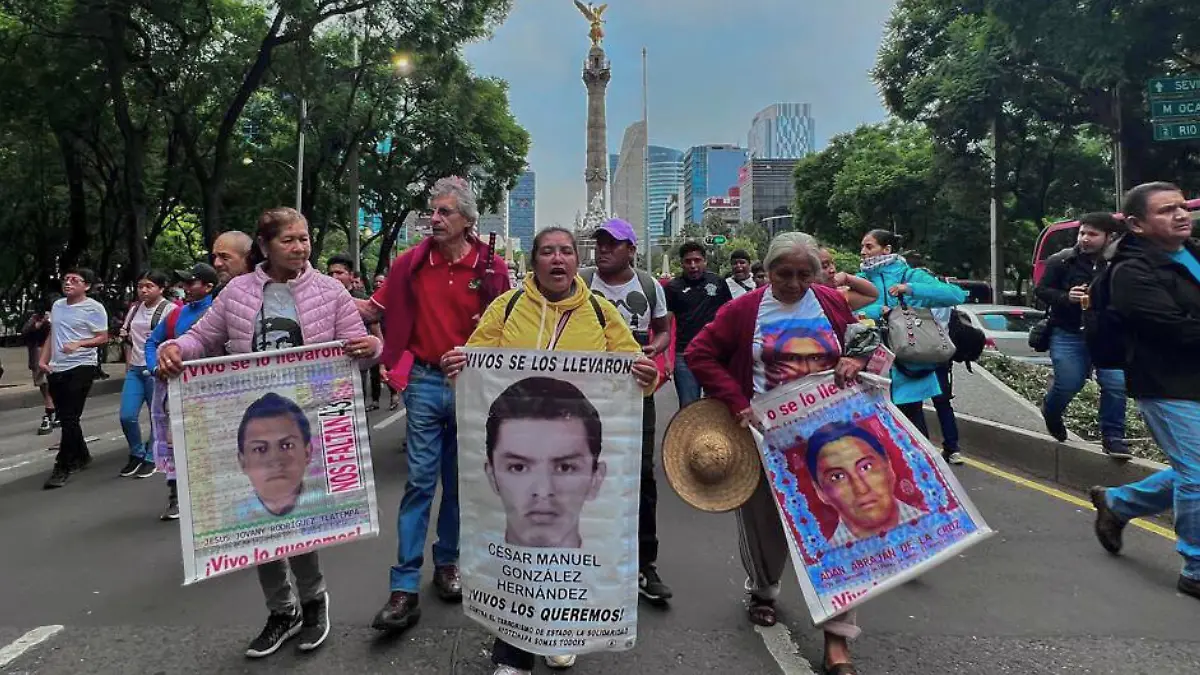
[634,269,658,314]
[588,295,606,328]
[503,290,524,322]
[150,301,169,329]
[165,306,182,341]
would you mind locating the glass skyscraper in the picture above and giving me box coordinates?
[748,103,816,160]
[507,170,536,251]
[682,145,748,225]
[646,146,683,240]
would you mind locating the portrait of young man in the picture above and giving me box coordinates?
[235,392,316,519]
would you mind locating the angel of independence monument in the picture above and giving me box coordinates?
[576,1,611,264]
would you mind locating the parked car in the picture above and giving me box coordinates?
[955,304,1050,366]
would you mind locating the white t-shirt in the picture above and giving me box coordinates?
[588,273,668,334]
[752,288,842,395]
[727,276,754,299]
[49,297,109,373]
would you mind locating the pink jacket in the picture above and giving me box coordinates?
[170,263,380,360]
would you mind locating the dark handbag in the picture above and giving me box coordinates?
[1028,318,1051,352]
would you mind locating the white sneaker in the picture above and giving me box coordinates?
[545,654,577,669]
[492,667,531,675]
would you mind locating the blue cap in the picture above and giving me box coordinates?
[594,218,637,246]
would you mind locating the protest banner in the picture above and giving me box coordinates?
[169,342,380,585]
[750,372,993,624]
[456,348,641,656]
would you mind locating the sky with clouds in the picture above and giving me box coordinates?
[463,0,897,228]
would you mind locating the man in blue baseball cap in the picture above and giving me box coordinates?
[580,218,675,605]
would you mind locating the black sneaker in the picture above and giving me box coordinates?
[1043,407,1068,442]
[73,454,93,473]
[51,414,61,429]
[1102,438,1133,460]
[297,592,330,652]
[1088,486,1125,555]
[160,500,180,521]
[119,456,141,477]
[37,415,52,436]
[1179,575,1200,601]
[245,610,302,658]
[43,464,70,490]
[134,460,157,479]
[638,565,672,604]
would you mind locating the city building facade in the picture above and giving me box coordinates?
[681,144,747,225]
[739,158,799,225]
[646,145,683,241]
[611,121,647,244]
[748,103,816,160]
[508,170,536,251]
[702,195,741,229]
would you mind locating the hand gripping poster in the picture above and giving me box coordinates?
[456,348,641,656]
[169,342,380,585]
[750,372,993,624]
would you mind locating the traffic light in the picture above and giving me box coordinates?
[704,235,728,246]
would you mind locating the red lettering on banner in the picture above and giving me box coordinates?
[320,413,361,493]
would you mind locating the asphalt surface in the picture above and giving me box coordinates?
[1,388,1197,674]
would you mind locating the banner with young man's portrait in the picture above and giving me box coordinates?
[456,348,641,657]
[751,372,994,624]
[169,342,380,585]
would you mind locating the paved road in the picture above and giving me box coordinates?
[1,390,1197,674]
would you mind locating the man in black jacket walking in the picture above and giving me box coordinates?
[1090,181,1200,601]
[1034,213,1129,455]
[666,241,733,408]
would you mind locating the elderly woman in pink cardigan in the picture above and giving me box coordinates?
[158,207,380,660]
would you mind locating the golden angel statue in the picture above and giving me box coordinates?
[574,0,608,47]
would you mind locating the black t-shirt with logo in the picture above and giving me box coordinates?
[665,271,734,351]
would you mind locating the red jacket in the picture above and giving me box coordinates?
[684,285,854,416]
[377,236,510,390]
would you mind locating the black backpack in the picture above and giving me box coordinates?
[1083,260,1128,369]
[948,308,985,364]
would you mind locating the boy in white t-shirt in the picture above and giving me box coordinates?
[40,268,109,489]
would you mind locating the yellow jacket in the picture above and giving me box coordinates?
[468,274,655,392]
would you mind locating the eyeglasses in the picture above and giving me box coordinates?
[63,276,86,285]
[433,206,458,217]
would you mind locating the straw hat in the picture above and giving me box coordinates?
[663,399,762,513]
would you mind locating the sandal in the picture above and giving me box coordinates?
[823,664,858,675]
[389,397,400,411]
[746,596,776,627]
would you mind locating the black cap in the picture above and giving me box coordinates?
[174,263,219,286]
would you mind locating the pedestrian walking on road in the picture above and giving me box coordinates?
[145,263,220,521]
[726,249,756,299]
[117,270,175,479]
[40,269,109,489]
[856,230,967,445]
[583,218,675,605]
[358,177,510,637]
[1088,182,1200,601]
[157,207,381,658]
[665,241,733,408]
[441,225,658,675]
[686,232,876,675]
[21,305,55,434]
[1034,212,1130,456]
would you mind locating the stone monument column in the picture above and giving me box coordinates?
[583,45,610,211]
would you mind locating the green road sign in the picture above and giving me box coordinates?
[1153,121,1200,142]
[704,235,728,246]
[1149,75,1200,97]
[1151,98,1200,119]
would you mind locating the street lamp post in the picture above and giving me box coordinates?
[242,156,300,211]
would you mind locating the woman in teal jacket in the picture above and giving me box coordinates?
[857,229,967,433]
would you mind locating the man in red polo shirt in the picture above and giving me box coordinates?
[360,176,510,634]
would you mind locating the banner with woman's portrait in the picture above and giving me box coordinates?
[456,348,641,657]
[169,342,380,585]
[750,372,993,624]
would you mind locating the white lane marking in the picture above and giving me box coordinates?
[0,625,64,668]
[0,459,35,473]
[373,409,406,430]
[755,624,818,675]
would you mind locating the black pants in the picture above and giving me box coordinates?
[492,637,536,670]
[369,364,395,403]
[931,364,960,451]
[48,366,95,469]
[897,401,929,438]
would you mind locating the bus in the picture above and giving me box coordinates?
[1031,197,1200,286]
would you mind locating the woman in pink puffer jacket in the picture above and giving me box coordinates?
[158,207,380,660]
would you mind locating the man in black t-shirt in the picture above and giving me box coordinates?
[665,241,733,407]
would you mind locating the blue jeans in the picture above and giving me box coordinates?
[119,367,154,462]
[673,354,703,409]
[1046,329,1127,439]
[391,363,459,592]
[1106,398,1200,581]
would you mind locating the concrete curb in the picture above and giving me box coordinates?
[930,410,1169,492]
[0,374,124,413]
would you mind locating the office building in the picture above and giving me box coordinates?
[739,158,799,225]
[611,121,647,243]
[662,193,681,239]
[508,170,536,251]
[646,146,683,241]
[748,103,816,160]
[682,144,747,225]
[702,195,741,229]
